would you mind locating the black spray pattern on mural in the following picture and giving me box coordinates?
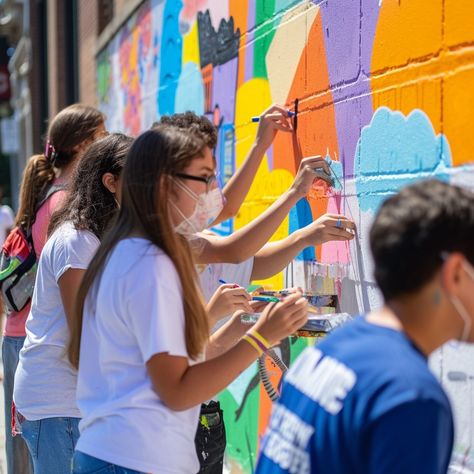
[197,10,240,67]
[234,338,292,422]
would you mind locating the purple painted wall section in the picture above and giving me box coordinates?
[318,0,380,176]
[212,57,239,124]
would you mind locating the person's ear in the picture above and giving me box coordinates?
[102,172,118,194]
[440,252,465,296]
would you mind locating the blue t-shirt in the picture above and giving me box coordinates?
[256,316,454,474]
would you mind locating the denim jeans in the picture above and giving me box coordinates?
[72,451,146,474]
[19,416,80,474]
[2,335,33,474]
[195,401,226,474]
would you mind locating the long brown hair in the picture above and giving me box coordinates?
[69,127,210,368]
[15,154,55,230]
[46,104,105,169]
[48,133,133,239]
[14,104,105,231]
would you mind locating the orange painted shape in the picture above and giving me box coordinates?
[371,76,442,136]
[444,66,474,166]
[229,0,248,87]
[272,9,339,230]
[371,0,442,73]
[445,0,474,48]
[257,356,284,449]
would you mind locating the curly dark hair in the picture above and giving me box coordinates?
[155,111,217,149]
[370,179,474,301]
[48,133,133,239]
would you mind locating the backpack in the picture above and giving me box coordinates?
[0,184,66,314]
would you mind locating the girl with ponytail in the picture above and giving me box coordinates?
[2,104,104,474]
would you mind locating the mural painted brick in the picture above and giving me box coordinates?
[96,0,474,471]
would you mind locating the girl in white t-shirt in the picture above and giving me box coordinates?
[13,133,133,474]
[71,126,308,474]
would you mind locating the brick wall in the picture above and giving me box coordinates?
[78,0,98,105]
[93,1,474,471]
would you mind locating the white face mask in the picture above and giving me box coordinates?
[443,255,474,343]
[171,179,225,237]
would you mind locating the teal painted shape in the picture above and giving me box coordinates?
[174,62,205,115]
[355,107,452,213]
[158,0,183,115]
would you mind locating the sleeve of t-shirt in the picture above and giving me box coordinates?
[54,228,100,282]
[366,399,454,474]
[126,252,189,362]
[31,189,68,256]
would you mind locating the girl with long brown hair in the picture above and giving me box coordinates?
[13,133,131,474]
[2,104,104,474]
[70,126,308,474]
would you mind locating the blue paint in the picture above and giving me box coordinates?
[158,0,183,116]
[174,62,205,115]
[325,154,343,192]
[289,199,315,261]
[355,107,452,213]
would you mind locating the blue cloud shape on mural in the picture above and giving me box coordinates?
[174,62,205,115]
[355,107,452,213]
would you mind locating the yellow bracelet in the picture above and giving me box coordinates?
[242,334,263,356]
[248,329,271,350]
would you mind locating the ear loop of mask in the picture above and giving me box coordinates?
[173,177,200,200]
[441,252,474,342]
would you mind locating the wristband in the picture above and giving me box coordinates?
[246,332,268,354]
[248,329,271,350]
[242,334,263,356]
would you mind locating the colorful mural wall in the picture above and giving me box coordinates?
[97,0,474,471]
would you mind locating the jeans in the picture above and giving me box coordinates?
[195,401,226,474]
[72,451,146,474]
[2,335,33,474]
[19,416,80,474]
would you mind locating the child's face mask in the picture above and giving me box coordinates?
[171,179,225,237]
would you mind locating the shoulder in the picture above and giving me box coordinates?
[113,238,180,283]
[47,222,99,259]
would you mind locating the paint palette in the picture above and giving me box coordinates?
[239,312,352,338]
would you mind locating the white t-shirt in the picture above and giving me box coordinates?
[198,258,254,303]
[14,222,100,420]
[198,258,254,330]
[0,204,14,245]
[76,238,202,474]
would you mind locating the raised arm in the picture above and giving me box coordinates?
[195,156,331,264]
[214,104,293,224]
[251,214,355,280]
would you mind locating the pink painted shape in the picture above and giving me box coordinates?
[321,195,350,264]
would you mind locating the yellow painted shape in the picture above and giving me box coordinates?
[182,20,201,66]
[266,1,319,104]
[445,0,474,47]
[371,0,442,73]
[234,78,295,289]
[371,0,474,165]
[444,66,474,167]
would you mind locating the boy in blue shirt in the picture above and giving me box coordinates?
[256,179,474,474]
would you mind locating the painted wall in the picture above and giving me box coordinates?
[97,1,474,471]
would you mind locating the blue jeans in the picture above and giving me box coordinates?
[72,451,146,474]
[2,335,33,474]
[19,416,80,474]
